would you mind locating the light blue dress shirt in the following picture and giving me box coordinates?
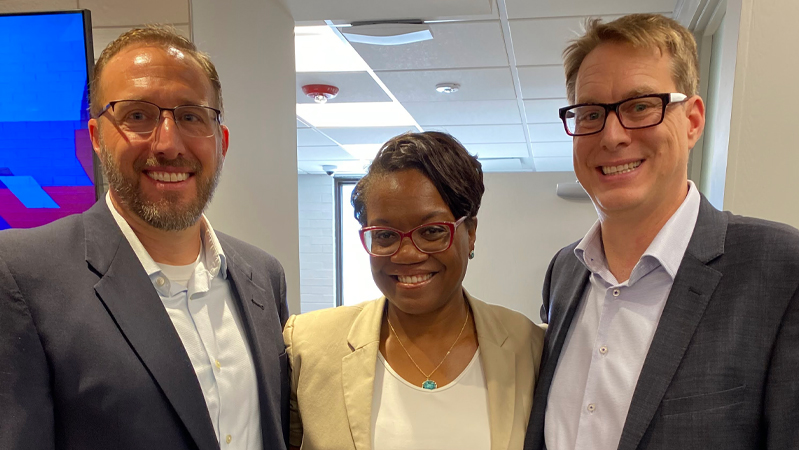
[544,181,701,450]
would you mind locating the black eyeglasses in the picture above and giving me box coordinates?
[97,100,223,138]
[559,93,689,136]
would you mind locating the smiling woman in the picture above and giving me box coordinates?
[283,131,544,450]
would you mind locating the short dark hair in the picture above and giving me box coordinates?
[351,131,484,226]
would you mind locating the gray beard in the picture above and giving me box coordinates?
[98,141,223,232]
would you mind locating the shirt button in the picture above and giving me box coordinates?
[599,346,608,355]
[612,288,620,297]
[215,360,222,369]
[225,435,232,444]
[156,277,166,287]
[587,403,596,413]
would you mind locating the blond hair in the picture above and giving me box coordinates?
[90,25,223,117]
[563,14,699,103]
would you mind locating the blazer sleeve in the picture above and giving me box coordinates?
[262,253,289,326]
[540,249,562,324]
[276,264,289,326]
[283,314,304,448]
[764,283,799,448]
[0,257,55,450]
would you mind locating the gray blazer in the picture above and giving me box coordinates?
[0,200,290,450]
[524,196,799,450]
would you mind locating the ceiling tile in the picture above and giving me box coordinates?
[81,0,189,27]
[527,123,570,142]
[297,146,354,161]
[523,98,568,124]
[377,67,516,102]
[517,65,567,99]
[505,0,677,19]
[426,125,526,143]
[92,25,190,60]
[405,100,522,126]
[298,128,338,146]
[351,21,508,71]
[296,72,390,103]
[533,157,574,172]
[468,143,529,158]
[510,16,620,67]
[478,159,528,172]
[531,142,572,158]
[318,126,417,145]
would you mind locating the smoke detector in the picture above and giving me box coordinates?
[435,83,460,94]
[302,84,339,104]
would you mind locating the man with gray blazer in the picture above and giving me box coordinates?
[0,27,289,449]
[524,14,799,450]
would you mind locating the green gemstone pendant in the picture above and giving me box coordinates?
[422,379,437,390]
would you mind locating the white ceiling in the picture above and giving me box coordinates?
[289,0,680,175]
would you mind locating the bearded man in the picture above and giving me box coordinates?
[0,27,289,450]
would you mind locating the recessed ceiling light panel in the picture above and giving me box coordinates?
[296,102,417,128]
[295,25,370,73]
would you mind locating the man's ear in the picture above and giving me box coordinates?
[686,95,706,149]
[220,124,230,158]
[88,118,101,157]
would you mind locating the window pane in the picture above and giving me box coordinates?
[340,183,382,306]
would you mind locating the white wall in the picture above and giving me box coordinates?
[192,0,302,314]
[723,0,799,228]
[298,175,336,313]
[463,172,598,321]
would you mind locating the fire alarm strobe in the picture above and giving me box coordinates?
[302,84,339,103]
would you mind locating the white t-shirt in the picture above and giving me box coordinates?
[371,349,491,450]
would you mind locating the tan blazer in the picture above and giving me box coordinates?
[283,291,544,450]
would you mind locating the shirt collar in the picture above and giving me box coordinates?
[105,191,227,280]
[574,180,701,282]
[639,180,700,279]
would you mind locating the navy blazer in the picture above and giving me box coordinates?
[524,195,799,450]
[0,200,290,450]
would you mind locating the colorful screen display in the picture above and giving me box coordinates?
[0,11,96,229]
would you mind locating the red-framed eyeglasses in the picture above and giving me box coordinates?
[359,216,468,257]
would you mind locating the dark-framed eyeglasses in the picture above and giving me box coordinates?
[359,216,468,257]
[97,100,223,138]
[559,93,689,137]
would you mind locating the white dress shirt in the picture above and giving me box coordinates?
[544,181,700,450]
[106,193,262,449]
[372,350,491,450]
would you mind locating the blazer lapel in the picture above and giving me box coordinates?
[525,248,590,450]
[224,250,286,443]
[84,202,218,450]
[342,298,384,450]
[617,197,727,450]
[469,294,516,450]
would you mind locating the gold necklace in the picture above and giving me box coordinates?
[386,308,470,390]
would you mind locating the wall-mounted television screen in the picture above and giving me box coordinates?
[0,10,96,229]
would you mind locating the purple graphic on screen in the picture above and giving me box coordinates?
[0,12,96,230]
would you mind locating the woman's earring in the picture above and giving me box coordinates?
[469,250,475,260]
